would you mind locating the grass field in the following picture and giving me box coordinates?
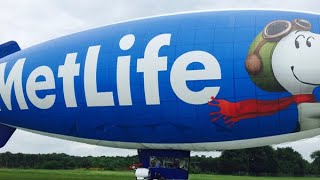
[0,169,320,180]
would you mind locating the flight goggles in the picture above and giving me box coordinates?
[253,19,312,54]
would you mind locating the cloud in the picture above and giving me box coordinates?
[0,0,320,161]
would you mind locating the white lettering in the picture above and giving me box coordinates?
[58,53,80,108]
[1,33,223,110]
[84,46,115,107]
[0,58,28,110]
[117,34,135,106]
[26,66,56,109]
[137,34,171,105]
[170,51,221,104]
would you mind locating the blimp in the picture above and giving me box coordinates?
[1,9,320,179]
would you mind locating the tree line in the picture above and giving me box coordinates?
[189,146,320,176]
[1,146,320,176]
[0,152,138,171]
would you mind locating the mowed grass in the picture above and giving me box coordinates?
[0,169,320,180]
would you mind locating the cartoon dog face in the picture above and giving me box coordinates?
[210,19,320,129]
[272,31,320,95]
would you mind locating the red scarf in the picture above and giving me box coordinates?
[208,94,316,127]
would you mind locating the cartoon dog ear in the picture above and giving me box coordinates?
[245,53,263,75]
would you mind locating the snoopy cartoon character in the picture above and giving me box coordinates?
[209,19,320,131]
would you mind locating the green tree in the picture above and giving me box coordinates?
[275,147,306,176]
[219,146,278,175]
[310,150,320,175]
[246,146,278,175]
[42,160,63,169]
[219,149,249,174]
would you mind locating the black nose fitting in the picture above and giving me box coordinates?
[291,66,294,71]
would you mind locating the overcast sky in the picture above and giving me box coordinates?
[1,0,320,161]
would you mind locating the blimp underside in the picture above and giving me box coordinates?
[1,10,320,179]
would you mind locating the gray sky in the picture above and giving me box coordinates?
[1,0,320,161]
